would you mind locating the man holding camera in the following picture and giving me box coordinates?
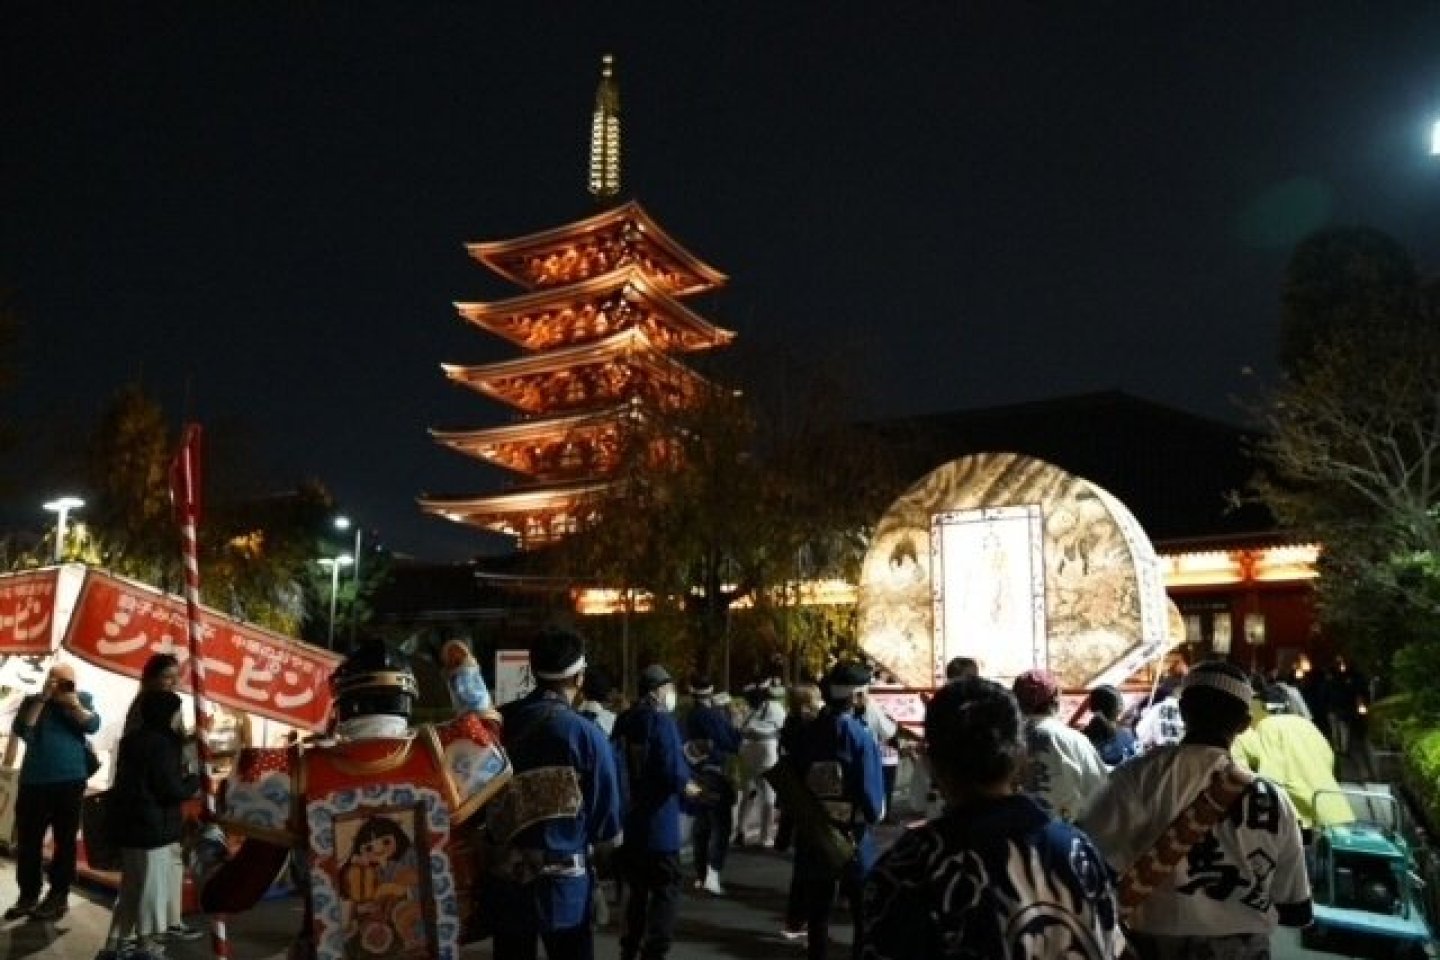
[6,661,100,921]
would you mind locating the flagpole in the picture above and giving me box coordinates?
[173,424,230,960]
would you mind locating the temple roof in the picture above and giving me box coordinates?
[466,200,728,297]
[432,404,634,453]
[455,265,736,354]
[419,478,614,543]
[441,327,712,416]
[420,479,613,518]
[430,404,636,477]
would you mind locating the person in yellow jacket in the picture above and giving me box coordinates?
[1233,685,1352,837]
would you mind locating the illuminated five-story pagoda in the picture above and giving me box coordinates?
[420,56,735,549]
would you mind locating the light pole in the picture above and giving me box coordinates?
[334,516,363,644]
[42,496,84,563]
[318,555,354,648]
[719,556,740,691]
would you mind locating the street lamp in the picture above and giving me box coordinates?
[334,516,363,644]
[42,496,85,563]
[318,555,354,648]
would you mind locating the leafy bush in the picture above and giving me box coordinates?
[1394,638,1440,718]
[1395,716,1440,831]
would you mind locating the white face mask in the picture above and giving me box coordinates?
[661,689,678,713]
[337,714,409,741]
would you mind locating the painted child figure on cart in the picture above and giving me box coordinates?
[339,814,425,954]
[201,639,509,960]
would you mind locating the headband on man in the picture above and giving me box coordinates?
[535,655,587,682]
[1180,668,1252,706]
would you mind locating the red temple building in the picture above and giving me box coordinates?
[420,57,734,549]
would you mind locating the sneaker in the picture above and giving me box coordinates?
[780,926,807,942]
[4,897,38,920]
[164,923,205,941]
[702,871,725,896]
[94,949,141,960]
[29,895,67,921]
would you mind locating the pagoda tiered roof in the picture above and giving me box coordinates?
[441,327,712,416]
[419,479,614,545]
[430,404,637,480]
[466,201,728,296]
[455,265,735,354]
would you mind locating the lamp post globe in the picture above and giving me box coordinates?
[42,496,85,563]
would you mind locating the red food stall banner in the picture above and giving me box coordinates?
[0,569,60,655]
[63,571,341,731]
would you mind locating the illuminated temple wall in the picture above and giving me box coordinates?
[857,452,1170,690]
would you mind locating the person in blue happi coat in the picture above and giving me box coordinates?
[683,674,742,895]
[611,664,699,960]
[860,677,1126,960]
[488,628,623,960]
[791,661,885,960]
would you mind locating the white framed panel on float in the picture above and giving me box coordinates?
[930,504,1047,686]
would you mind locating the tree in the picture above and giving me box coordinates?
[85,384,176,583]
[75,387,370,640]
[203,480,339,637]
[554,389,764,684]
[1256,228,1440,706]
[553,350,900,687]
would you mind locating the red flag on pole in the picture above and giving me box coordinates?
[170,423,232,959]
[170,424,203,524]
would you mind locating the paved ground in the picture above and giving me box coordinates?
[0,830,1381,960]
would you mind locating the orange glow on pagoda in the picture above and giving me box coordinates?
[421,56,734,549]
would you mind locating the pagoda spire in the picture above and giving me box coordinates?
[588,54,621,201]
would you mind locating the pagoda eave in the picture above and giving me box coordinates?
[444,357,711,415]
[443,327,672,379]
[466,200,729,296]
[420,480,614,546]
[453,265,735,354]
[430,405,635,476]
[441,327,714,414]
[420,480,612,517]
[430,404,634,449]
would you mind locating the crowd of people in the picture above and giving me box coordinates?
[491,634,1367,960]
[490,633,908,960]
[6,654,203,960]
[0,635,1374,960]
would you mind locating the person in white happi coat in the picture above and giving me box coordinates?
[734,682,786,845]
[1079,662,1313,960]
[1011,668,1108,821]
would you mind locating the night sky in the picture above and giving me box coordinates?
[5,4,1440,560]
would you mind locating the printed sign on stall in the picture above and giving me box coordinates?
[494,650,535,706]
[868,689,927,732]
[62,570,342,731]
[0,568,60,655]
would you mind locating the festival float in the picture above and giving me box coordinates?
[858,452,1185,725]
